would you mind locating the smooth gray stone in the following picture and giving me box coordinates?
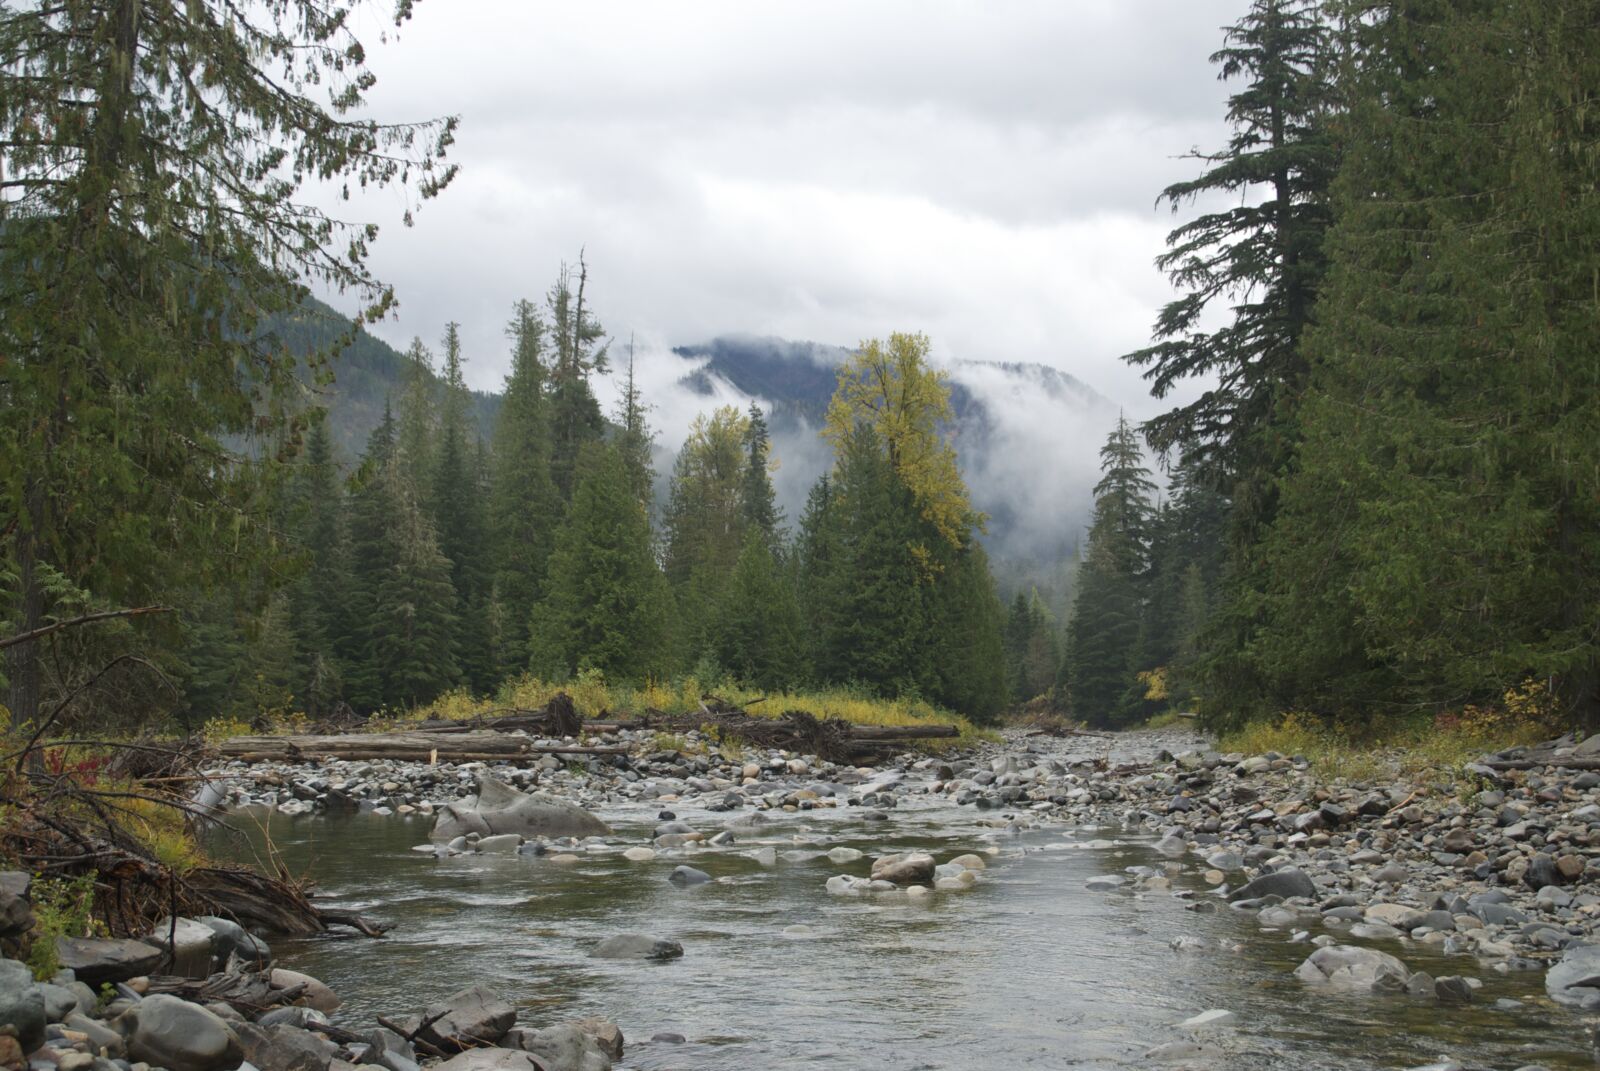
[0,957,46,1051]
[589,935,683,961]
[123,994,242,1071]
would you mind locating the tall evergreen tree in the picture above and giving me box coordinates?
[740,404,781,545]
[1213,0,1600,725]
[0,0,455,729]
[663,407,751,661]
[288,420,351,717]
[430,322,494,692]
[546,260,609,504]
[709,531,803,691]
[613,343,657,511]
[1123,0,1337,535]
[490,299,560,677]
[794,475,844,682]
[1066,417,1156,726]
[396,337,438,494]
[532,443,672,681]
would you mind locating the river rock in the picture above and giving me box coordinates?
[826,848,863,864]
[667,866,710,886]
[63,1010,124,1057]
[870,853,935,884]
[417,984,516,1048]
[590,935,683,961]
[124,993,242,1071]
[1544,943,1600,1007]
[1365,904,1428,931]
[269,968,341,1013]
[236,1022,336,1071]
[54,937,162,985]
[506,1024,611,1071]
[432,776,610,842]
[194,916,271,968]
[0,874,34,939]
[947,853,987,870]
[1294,945,1409,991]
[432,1050,542,1071]
[622,847,655,862]
[1178,1009,1236,1029]
[1227,868,1316,903]
[573,1018,623,1060]
[474,834,523,854]
[144,918,219,978]
[0,958,45,1052]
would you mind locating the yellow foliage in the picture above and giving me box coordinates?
[1138,667,1169,703]
[823,331,981,552]
[201,715,253,745]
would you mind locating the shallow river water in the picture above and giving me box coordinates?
[211,790,1596,1071]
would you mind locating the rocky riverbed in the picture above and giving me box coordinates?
[8,723,1600,1071]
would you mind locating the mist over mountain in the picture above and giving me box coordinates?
[667,335,1121,564]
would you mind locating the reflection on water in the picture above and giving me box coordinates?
[209,798,1592,1070]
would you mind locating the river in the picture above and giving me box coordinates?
[208,781,1594,1071]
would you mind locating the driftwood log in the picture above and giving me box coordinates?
[216,730,627,763]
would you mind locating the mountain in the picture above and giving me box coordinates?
[264,299,501,462]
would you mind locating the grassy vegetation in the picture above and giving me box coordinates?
[1216,680,1563,783]
[206,668,997,751]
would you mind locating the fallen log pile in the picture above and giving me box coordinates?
[214,693,961,766]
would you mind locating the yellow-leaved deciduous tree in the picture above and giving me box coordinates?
[823,332,982,570]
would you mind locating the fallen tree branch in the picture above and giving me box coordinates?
[0,605,173,652]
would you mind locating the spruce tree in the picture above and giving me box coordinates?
[740,404,781,545]
[532,443,672,681]
[613,344,657,511]
[709,531,803,691]
[930,544,1009,721]
[430,322,494,692]
[794,475,844,682]
[490,299,561,676]
[546,260,609,504]
[1124,0,1336,542]
[288,420,351,717]
[372,461,461,707]
[663,407,751,661]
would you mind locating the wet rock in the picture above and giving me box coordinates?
[1434,976,1473,1003]
[1293,945,1410,991]
[62,1011,123,1057]
[572,1019,623,1061]
[268,968,341,1013]
[415,985,516,1048]
[1177,1009,1235,1029]
[666,866,710,887]
[193,917,271,968]
[590,935,683,961]
[869,853,935,885]
[1545,943,1600,1007]
[124,994,242,1071]
[432,776,610,842]
[0,958,46,1052]
[0,874,35,939]
[235,1022,336,1071]
[54,938,161,986]
[143,918,218,979]
[431,1050,542,1071]
[1364,904,1427,931]
[506,1024,611,1071]
[1227,868,1316,903]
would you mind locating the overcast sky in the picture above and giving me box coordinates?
[333,1,1249,414]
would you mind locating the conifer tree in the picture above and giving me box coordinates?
[613,343,657,511]
[709,531,803,690]
[663,406,751,660]
[288,420,351,717]
[740,404,781,545]
[532,443,672,681]
[430,322,494,692]
[794,475,844,682]
[1124,0,1337,530]
[396,337,438,494]
[371,461,461,707]
[930,544,1009,721]
[1065,417,1156,726]
[546,260,609,503]
[490,299,560,676]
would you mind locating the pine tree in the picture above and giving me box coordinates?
[532,443,672,681]
[1065,418,1156,726]
[740,404,781,545]
[709,531,803,691]
[429,322,494,692]
[372,462,461,707]
[613,343,657,511]
[396,337,438,494]
[1214,0,1600,724]
[1124,0,1337,535]
[930,543,1009,721]
[546,260,609,504]
[288,419,351,717]
[794,475,844,682]
[490,299,560,677]
[0,0,455,728]
[663,407,751,661]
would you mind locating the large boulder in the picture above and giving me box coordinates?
[431,777,610,842]
[54,937,162,985]
[1293,945,1410,991]
[589,935,683,961]
[507,1024,611,1071]
[269,968,341,1013]
[124,993,242,1071]
[1546,943,1600,1008]
[415,984,516,1050]
[1227,868,1317,903]
[235,1022,336,1071]
[0,958,45,1052]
